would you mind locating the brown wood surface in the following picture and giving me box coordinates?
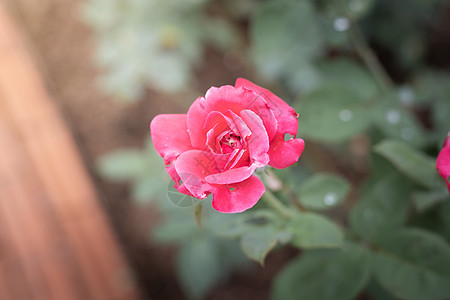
[0,3,140,300]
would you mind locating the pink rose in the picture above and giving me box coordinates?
[150,78,305,213]
[437,132,450,194]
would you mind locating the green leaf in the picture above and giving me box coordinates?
[315,0,375,20]
[373,228,450,300]
[371,95,426,147]
[296,86,371,142]
[152,213,198,244]
[176,235,247,299]
[374,139,438,188]
[272,243,371,300]
[412,188,450,213]
[251,0,323,82]
[366,279,397,300]
[317,58,379,101]
[131,174,167,204]
[297,173,350,210]
[207,209,279,238]
[97,149,149,180]
[349,172,411,242]
[288,212,343,249]
[240,226,280,265]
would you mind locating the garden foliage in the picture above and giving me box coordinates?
[90,0,450,299]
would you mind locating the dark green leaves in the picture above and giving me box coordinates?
[350,172,411,242]
[272,244,371,300]
[297,173,350,210]
[374,229,450,300]
[176,236,248,299]
[288,213,344,248]
[240,227,291,265]
[297,86,371,142]
[251,0,323,91]
[374,139,438,188]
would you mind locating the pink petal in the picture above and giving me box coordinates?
[437,145,450,194]
[235,78,305,169]
[240,109,270,166]
[226,149,248,170]
[150,114,193,164]
[166,163,193,196]
[268,135,305,169]
[211,175,265,213]
[205,165,258,185]
[174,150,228,198]
[204,111,236,134]
[227,110,252,141]
[187,86,277,148]
[186,96,207,148]
[235,78,299,135]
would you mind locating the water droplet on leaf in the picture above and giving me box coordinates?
[333,17,350,32]
[386,109,401,124]
[339,109,353,122]
[398,87,415,104]
[323,192,338,206]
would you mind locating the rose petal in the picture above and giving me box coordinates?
[166,163,193,196]
[205,165,258,185]
[204,111,236,133]
[185,96,207,148]
[437,145,450,194]
[236,78,299,135]
[268,135,305,169]
[174,150,228,198]
[226,149,248,170]
[150,114,192,164]
[211,175,265,213]
[227,110,252,142]
[240,109,270,166]
[187,86,277,148]
[235,78,305,168]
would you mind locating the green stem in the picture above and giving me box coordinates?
[262,190,295,219]
[349,25,394,93]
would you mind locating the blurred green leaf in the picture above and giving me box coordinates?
[412,188,450,213]
[373,228,450,300]
[350,172,411,242]
[288,212,344,249]
[131,174,165,204]
[251,0,323,90]
[97,149,149,180]
[374,139,438,188]
[371,95,426,147]
[152,212,198,244]
[297,173,350,210]
[208,209,279,239]
[366,279,397,300]
[240,226,280,265]
[318,58,379,101]
[272,243,371,300]
[314,0,375,20]
[176,236,223,299]
[296,86,371,142]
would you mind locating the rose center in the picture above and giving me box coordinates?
[219,133,242,154]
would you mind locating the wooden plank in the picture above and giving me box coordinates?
[0,3,140,300]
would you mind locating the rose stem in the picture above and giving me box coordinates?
[348,25,394,93]
[261,190,295,219]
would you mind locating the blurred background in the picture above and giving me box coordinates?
[1,0,450,299]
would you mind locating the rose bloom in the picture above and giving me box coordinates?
[150,78,305,213]
[436,132,450,194]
